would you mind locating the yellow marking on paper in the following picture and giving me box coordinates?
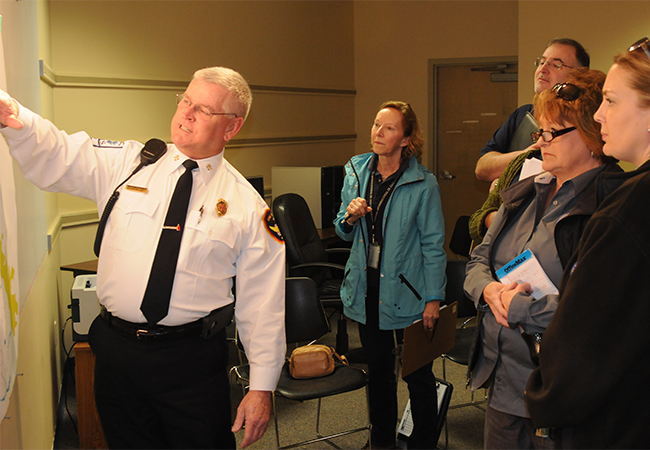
[0,234,17,334]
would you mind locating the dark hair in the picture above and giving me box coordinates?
[534,67,614,163]
[613,49,650,110]
[378,101,423,160]
[548,38,590,68]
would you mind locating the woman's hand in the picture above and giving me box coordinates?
[422,301,440,330]
[500,282,532,315]
[482,281,511,327]
[345,197,372,225]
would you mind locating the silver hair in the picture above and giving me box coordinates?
[193,66,253,120]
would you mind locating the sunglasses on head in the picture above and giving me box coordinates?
[629,36,650,61]
[552,83,581,101]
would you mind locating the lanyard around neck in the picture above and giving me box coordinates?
[369,173,398,243]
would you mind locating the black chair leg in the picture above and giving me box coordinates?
[336,315,348,355]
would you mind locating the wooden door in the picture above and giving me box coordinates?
[436,63,518,257]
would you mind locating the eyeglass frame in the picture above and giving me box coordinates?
[629,36,650,61]
[534,57,574,72]
[552,83,582,101]
[531,126,577,143]
[176,93,239,119]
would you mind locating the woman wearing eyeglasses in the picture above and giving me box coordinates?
[526,38,650,448]
[463,67,621,449]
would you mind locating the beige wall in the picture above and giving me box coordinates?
[518,1,650,105]
[353,1,520,165]
[2,1,649,448]
[46,0,357,198]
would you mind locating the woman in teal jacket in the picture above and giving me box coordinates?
[335,101,446,449]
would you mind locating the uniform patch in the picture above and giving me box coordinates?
[91,138,124,149]
[263,209,284,244]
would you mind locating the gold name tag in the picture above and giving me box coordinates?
[125,185,148,193]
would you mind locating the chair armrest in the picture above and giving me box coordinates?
[324,248,351,255]
[324,247,351,266]
[289,262,346,276]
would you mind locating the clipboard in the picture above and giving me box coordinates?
[507,111,539,153]
[401,302,457,378]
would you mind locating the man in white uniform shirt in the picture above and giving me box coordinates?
[0,67,285,449]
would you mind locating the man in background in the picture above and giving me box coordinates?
[474,38,590,183]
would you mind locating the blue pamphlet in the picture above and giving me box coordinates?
[495,249,558,299]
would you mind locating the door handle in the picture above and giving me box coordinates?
[439,170,456,180]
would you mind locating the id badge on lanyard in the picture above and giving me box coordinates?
[368,242,380,269]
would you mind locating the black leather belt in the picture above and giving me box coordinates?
[100,306,203,341]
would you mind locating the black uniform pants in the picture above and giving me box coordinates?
[358,284,439,449]
[88,316,236,449]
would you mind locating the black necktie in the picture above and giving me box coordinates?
[140,159,198,325]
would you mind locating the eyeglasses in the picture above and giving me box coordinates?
[531,126,577,143]
[534,57,573,71]
[176,94,238,119]
[552,83,582,101]
[629,36,650,61]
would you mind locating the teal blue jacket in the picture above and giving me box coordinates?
[335,153,447,330]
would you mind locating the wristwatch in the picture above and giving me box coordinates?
[343,213,356,226]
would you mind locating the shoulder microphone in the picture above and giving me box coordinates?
[138,138,168,167]
[93,138,168,257]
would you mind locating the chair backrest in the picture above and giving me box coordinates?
[443,259,476,318]
[449,215,472,259]
[285,277,330,345]
[273,193,330,282]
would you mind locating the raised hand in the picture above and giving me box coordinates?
[0,90,22,129]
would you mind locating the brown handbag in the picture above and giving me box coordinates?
[288,344,348,379]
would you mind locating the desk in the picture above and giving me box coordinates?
[61,261,104,448]
[60,259,98,277]
[75,342,107,449]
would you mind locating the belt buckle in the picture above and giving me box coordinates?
[136,328,152,339]
[136,327,168,340]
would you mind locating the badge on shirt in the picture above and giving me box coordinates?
[125,185,148,193]
[216,198,228,217]
[263,209,284,244]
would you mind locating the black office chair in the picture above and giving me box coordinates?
[439,259,485,446]
[231,277,371,449]
[440,259,481,386]
[448,215,472,259]
[272,193,351,354]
